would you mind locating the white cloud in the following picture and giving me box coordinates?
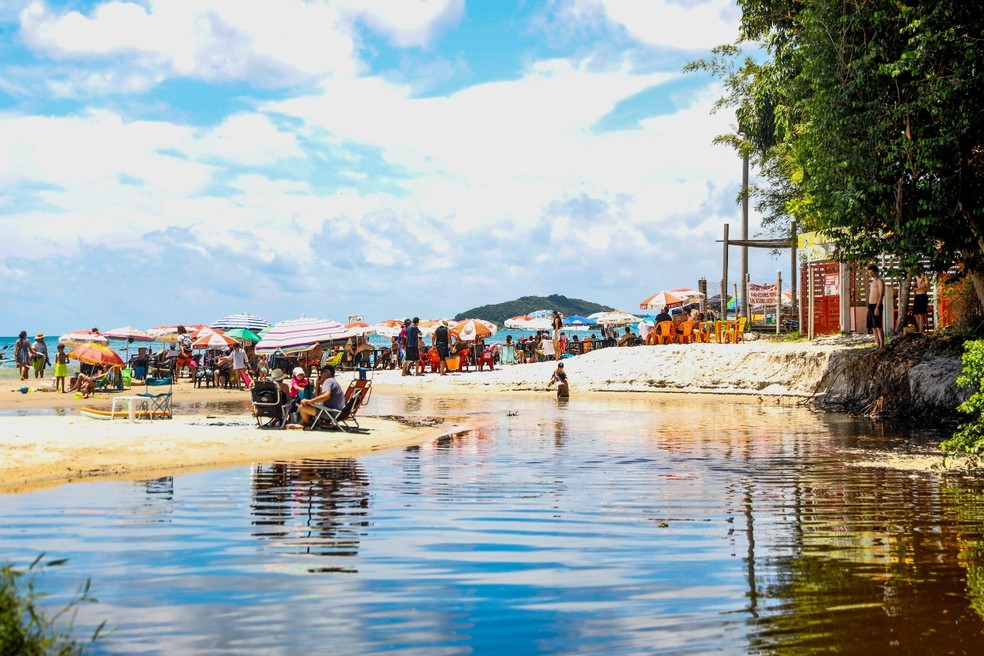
[568,0,740,50]
[341,0,464,48]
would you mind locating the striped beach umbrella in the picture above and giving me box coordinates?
[103,326,154,342]
[210,313,270,331]
[255,317,347,355]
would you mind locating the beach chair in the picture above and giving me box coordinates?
[138,376,173,419]
[304,387,367,432]
[676,321,695,344]
[251,381,288,428]
[654,321,675,345]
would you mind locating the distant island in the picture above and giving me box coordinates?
[455,294,615,327]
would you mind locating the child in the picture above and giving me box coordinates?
[257,354,270,382]
[54,343,69,393]
[289,366,310,400]
[556,371,570,399]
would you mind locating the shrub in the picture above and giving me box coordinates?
[0,555,106,655]
[941,340,984,455]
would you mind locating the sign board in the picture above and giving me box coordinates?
[797,231,837,263]
[824,272,840,296]
[348,314,364,324]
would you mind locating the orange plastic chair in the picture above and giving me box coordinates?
[654,321,674,344]
[724,317,747,343]
[676,321,695,344]
[478,347,495,371]
[423,349,441,372]
[581,339,592,353]
[457,348,472,372]
[692,322,711,343]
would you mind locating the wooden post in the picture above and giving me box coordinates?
[722,223,729,319]
[808,263,815,340]
[741,152,749,320]
[776,270,782,335]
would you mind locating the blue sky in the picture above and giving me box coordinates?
[0,0,781,335]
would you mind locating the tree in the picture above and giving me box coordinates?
[693,0,984,308]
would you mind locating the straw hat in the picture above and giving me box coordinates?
[36,332,44,339]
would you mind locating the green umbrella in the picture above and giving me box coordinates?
[224,327,261,342]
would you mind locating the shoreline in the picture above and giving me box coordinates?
[1,337,965,491]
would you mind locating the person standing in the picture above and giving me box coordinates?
[54,343,69,393]
[403,317,422,376]
[913,271,930,333]
[31,332,49,379]
[229,341,251,389]
[867,263,886,349]
[175,326,194,379]
[551,311,563,361]
[434,320,451,375]
[14,330,33,381]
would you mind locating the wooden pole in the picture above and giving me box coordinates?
[722,223,729,319]
[776,270,782,335]
[741,152,749,319]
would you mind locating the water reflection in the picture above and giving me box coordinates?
[2,393,984,654]
[251,460,370,564]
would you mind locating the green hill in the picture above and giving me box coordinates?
[455,294,615,326]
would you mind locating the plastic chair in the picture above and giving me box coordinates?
[457,349,472,372]
[693,322,713,343]
[676,321,695,344]
[654,321,675,345]
[478,347,495,371]
[725,317,748,344]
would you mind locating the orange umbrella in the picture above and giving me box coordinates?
[450,319,496,341]
[67,342,125,367]
[192,330,237,349]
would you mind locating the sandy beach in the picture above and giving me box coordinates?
[0,337,923,492]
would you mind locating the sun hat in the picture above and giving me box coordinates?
[36,333,44,339]
[292,366,305,377]
[270,368,287,382]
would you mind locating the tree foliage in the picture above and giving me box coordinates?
[691,0,984,299]
[941,340,984,454]
[456,294,614,326]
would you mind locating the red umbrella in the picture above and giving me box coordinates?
[67,343,125,367]
[103,326,154,342]
[192,330,237,349]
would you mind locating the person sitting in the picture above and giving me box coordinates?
[618,325,636,347]
[72,365,106,399]
[213,354,232,387]
[654,306,672,324]
[289,366,310,400]
[298,365,345,428]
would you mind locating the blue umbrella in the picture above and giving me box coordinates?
[563,315,594,326]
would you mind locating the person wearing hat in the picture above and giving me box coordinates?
[289,366,310,400]
[31,332,50,379]
[268,368,289,396]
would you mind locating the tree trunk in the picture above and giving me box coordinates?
[895,271,912,332]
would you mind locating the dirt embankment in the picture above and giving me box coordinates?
[813,333,968,423]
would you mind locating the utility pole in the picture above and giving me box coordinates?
[741,151,749,320]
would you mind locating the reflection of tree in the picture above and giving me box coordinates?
[748,465,984,653]
[250,459,370,559]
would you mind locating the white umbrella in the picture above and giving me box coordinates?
[373,319,405,338]
[255,317,347,355]
[210,313,270,331]
[451,319,497,341]
[103,326,154,342]
[59,330,108,346]
[504,315,551,331]
[595,310,643,325]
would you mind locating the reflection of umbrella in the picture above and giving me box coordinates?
[224,328,261,342]
[595,310,642,325]
[59,330,109,346]
[192,331,236,350]
[451,319,496,341]
[255,317,347,355]
[104,326,154,342]
[640,290,688,310]
[68,343,124,367]
[210,313,270,331]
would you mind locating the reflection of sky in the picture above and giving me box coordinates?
[0,393,978,653]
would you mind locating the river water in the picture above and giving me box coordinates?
[2,392,983,655]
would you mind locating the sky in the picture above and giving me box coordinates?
[0,0,784,336]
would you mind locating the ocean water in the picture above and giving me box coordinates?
[2,392,982,655]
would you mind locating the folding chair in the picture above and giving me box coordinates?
[251,381,288,428]
[305,387,366,432]
[138,376,173,420]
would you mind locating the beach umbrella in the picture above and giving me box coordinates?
[528,309,560,320]
[147,324,206,342]
[595,310,642,325]
[563,315,594,327]
[103,326,154,342]
[669,288,705,303]
[255,317,347,355]
[192,330,237,350]
[210,313,270,331]
[504,315,551,331]
[59,330,109,346]
[451,319,497,341]
[224,328,261,342]
[373,319,405,338]
[67,342,124,367]
[341,321,375,338]
[639,290,689,310]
